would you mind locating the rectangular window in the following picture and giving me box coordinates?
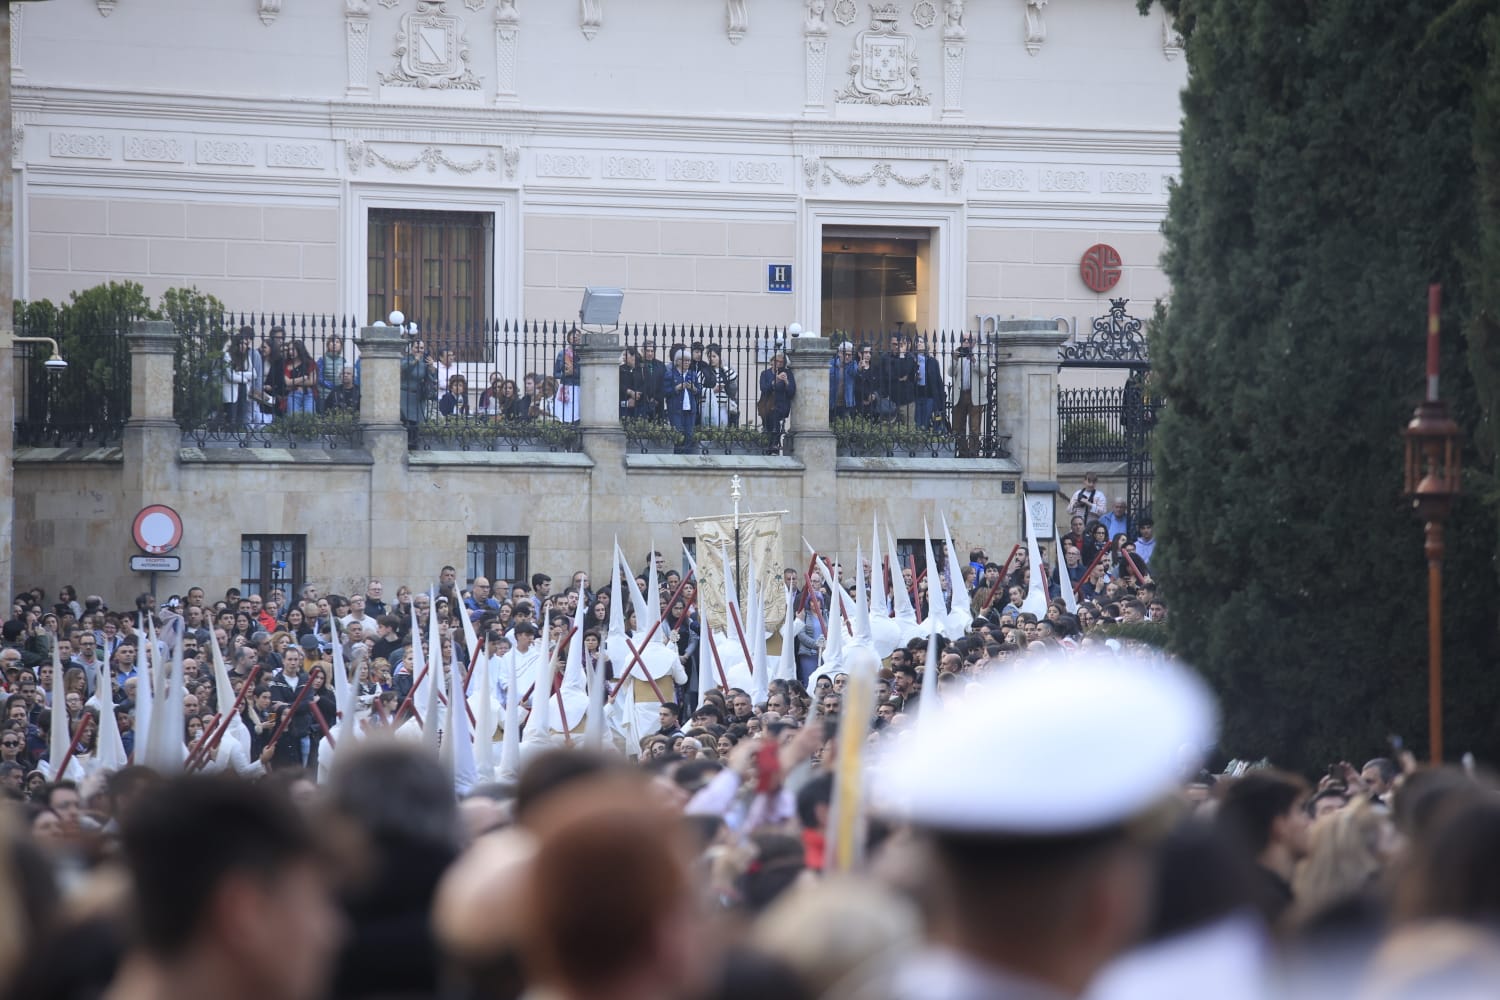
[368,208,494,358]
[681,537,696,578]
[467,536,528,588]
[240,535,306,599]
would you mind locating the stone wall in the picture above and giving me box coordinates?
[7,323,1080,603]
[25,192,340,311]
[523,214,798,327]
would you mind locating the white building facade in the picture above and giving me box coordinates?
[11,0,1185,333]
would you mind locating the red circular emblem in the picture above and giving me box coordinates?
[1080,244,1123,293]
[132,504,184,555]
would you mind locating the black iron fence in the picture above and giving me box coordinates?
[618,325,788,454]
[1056,387,1131,463]
[171,314,588,452]
[132,313,1012,459]
[402,320,584,452]
[13,301,132,448]
[831,329,1005,458]
[174,313,366,449]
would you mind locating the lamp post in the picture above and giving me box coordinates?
[12,335,68,372]
[1403,284,1461,764]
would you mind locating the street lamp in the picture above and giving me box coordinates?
[1402,284,1460,764]
[12,335,67,373]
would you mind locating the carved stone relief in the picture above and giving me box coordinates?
[1100,170,1151,195]
[1039,168,1090,193]
[495,0,520,105]
[667,158,720,182]
[732,160,784,184]
[604,155,657,180]
[835,3,930,106]
[581,0,602,41]
[806,0,827,33]
[727,0,747,44]
[346,11,372,96]
[96,0,117,17]
[942,0,964,39]
[537,153,592,178]
[268,142,324,168]
[10,4,23,82]
[1024,0,1047,56]
[346,140,501,175]
[1162,8,1184,60]
[50,132,112,159]
[912,1,936,29]
[123,135,186,163]
[804,1,829,115]
[196,139,257,167]
[259,0,282,26]
[941,1,965,118]
[380,1,481,91]
[815,160,943,191]
[975,166,1029,192]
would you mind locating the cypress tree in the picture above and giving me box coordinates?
[1148,0,1500,770]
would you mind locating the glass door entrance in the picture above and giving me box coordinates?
[820,230,930,335]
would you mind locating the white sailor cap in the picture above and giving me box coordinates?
[881,651,1216,834]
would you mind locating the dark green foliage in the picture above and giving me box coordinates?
[1150,0,1500,771]
[15,283,229,431]
[15,282,151,432]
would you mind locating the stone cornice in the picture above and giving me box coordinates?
[15,85,1182,157]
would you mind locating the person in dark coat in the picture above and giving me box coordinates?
[912,334,947,429]
[758,351,796,454]
[266,639,317,769]
[323,743,461,1000]
[879,333,918,426]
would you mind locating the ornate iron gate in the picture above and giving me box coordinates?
[1059,298,1158,527]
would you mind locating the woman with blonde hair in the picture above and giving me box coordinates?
[1290,798,1396,928]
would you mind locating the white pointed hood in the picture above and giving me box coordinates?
[1019,513,1052,619]
[940,513,973,636]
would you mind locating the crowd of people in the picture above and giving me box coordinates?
[215,321,1026,458]
[4,489,1496,1000]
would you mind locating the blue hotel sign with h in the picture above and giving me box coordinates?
[767,264,793,293]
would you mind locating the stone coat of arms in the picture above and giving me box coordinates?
[380,1,481,90]
[836,3,930,106]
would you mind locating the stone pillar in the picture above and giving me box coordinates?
[990,319,1069,483]
[123,322,181,496]
[577,331,624,559]
[358,325,410,589]
[788,336,835,562]
[0,7,15,603]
